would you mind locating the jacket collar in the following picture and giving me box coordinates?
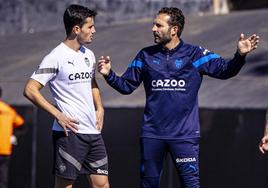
[161,39,184,55]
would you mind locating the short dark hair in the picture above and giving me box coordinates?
[63,4,97,36]
[158,7,185,37]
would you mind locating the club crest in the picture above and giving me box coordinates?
[175,59,183,69]
[84,57,90,67]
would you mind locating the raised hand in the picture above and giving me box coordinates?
[237,33,260,56]
[56,112,79,136]
[98,56,111,76]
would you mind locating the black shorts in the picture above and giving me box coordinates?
[53,131,108,180]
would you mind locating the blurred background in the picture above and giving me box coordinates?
[0,0,268,187]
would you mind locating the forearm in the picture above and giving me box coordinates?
[92,79,104,112]
[92,89,104,112]
[225,51,246,77]
[24,80,61,118]
[211,52,246,79]
[104,70,138,95]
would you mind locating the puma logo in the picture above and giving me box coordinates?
[68,60,74,66]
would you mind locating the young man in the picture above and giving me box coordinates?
[24,4,109,188]
[98,7,259,188]
[0,86,24,188]
[259,108,268,154]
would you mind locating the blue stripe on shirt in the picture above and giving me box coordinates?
[128,60,143,68]
[192,54,220,68]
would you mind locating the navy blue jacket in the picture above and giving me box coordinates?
[105,40,245,139]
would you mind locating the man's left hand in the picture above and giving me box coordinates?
[237,33,260,56]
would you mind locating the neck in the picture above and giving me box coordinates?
[64,37,81,52]
[163,37,180,50]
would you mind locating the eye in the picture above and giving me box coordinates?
[153,22,162,28]
[153,23,160,28]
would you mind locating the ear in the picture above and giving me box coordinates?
[72,25,81,35]
[171,26,178,36]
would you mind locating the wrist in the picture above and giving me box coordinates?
[237,49,247,57]
[104,69,113,78]
[54,110,62,120]
[96,107,104,113]
[104,70,111,77]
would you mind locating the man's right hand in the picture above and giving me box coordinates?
[98,56,111,76]
[56,112,79,136]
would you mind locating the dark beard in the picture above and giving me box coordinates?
[156,36,172,45]
[154,30,172,45]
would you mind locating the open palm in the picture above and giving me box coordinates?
[238,33,259,55]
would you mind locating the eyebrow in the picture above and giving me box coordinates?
[153,21,163,26]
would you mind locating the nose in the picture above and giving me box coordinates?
[92,26,96,34]
[152,25,157,32]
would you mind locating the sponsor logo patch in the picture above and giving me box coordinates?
[176,157,196,163]
[97,169,108,175]
[151,79,186,91]
[68,71,94,81]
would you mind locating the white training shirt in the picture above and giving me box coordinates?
[31,42,99,134]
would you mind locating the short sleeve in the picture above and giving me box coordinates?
[31,54,59,86]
